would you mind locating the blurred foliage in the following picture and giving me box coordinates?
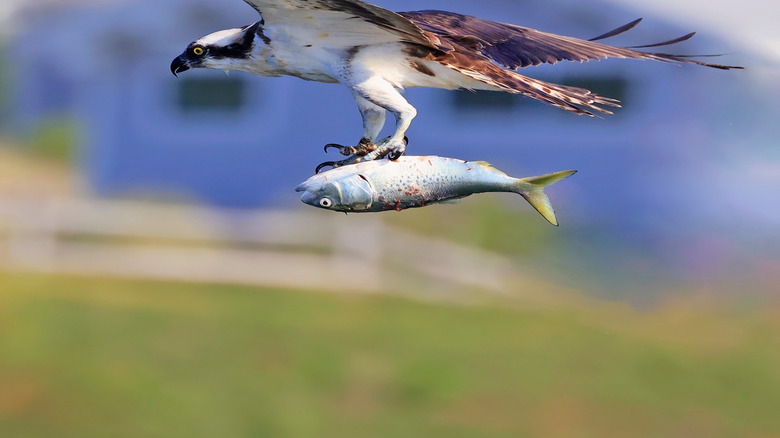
[383,195,559,257]
[0,272,778,437]
[23,117,80,163]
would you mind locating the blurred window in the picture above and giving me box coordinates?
[452,90,524,111]
[34,63,75,114]
[560,76,629,106]
[177,77,246,113]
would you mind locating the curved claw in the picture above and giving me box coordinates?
[324,143,345,154]
[387,136,408,160]
[388,149,404,161]
[316,136,410,173]
[315,161,337,174]
[324,140,380,157]
[324,143,361,156]
[373,136,407,161]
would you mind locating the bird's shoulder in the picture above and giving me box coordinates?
[243,0,436,49]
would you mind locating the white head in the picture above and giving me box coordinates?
[170,21,269,76]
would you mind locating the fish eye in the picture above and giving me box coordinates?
[319,198,333,208]
[191,45,206,56]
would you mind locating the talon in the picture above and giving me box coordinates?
[315,161,337,174]
[403,136,409,146]
[323,140,377,157]
[316,137,406,172]
[388,149,404,161]
[324,143,358,156]
[315,155,367,173]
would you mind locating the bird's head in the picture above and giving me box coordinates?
[170,21,265,76]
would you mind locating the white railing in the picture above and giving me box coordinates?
[0,197,530,297]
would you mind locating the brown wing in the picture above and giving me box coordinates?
[432,52,623,116]
[399,10,741,70]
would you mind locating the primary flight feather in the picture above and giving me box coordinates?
[170,0,741,168]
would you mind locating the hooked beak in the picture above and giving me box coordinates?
[170,55,190,77]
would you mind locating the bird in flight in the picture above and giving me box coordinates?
[170,0,741,169]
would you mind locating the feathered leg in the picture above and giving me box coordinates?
[324,94,385,157]
[318,74,417,172]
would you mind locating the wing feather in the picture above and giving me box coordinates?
[242,0,435,48]
[399,10,742,70]
[588,18,642,42]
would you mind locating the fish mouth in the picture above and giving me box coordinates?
[299,191,317,205]
[295,180,319,206]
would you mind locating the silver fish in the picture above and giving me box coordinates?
[296,156,576,226]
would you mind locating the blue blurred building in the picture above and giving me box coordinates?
[8,0,749,223]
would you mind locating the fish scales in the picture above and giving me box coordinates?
[368,157,516,209]
[296,155,576,226]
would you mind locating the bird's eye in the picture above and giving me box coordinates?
[319,198,333,208]
[191,46,205,56]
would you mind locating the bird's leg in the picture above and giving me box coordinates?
[356,81,415,161]
[322,95,385,156]
[363,101,415,161]
[316,79,416,173]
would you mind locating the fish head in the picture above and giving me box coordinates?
[295,171,375,212]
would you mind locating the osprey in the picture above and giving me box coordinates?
[170,0,741,169]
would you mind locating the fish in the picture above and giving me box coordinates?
[295,156,576,226]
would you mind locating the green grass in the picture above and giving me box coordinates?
[0,272,778,437]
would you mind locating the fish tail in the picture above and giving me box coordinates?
[514,170,577,226]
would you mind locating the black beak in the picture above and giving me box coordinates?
[170,55,190,77]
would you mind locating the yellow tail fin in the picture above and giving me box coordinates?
[516,170,577,226]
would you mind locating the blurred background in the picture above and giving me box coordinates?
[0,0,778,436]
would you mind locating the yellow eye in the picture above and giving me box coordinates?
[192,46,205,56]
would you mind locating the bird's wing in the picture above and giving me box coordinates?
[242,0,436,48]
[399,10,741,70]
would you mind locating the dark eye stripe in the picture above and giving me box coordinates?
[205,24,262,60]
[208,43,250,60]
